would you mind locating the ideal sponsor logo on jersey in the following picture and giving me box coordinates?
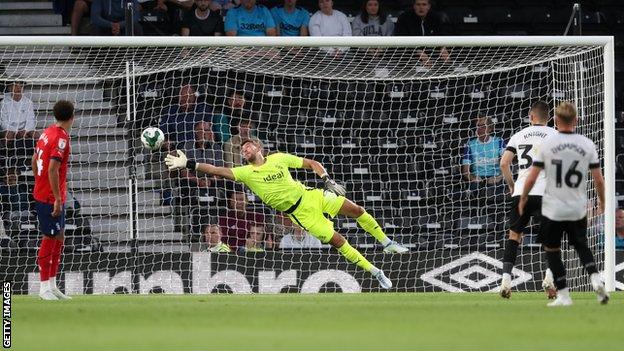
[263,171,284,182]
[551,143,586,156]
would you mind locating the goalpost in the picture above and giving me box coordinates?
[0,36,616,294]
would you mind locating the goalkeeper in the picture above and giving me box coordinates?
[165,139,408,289]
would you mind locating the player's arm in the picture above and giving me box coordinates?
[499,150,515,194]
[48,159,63,217]
[518,165,541,215]
[301,158,345,196]
[31,153,38,177]
[590,167,605,213]
[165,150,235,180]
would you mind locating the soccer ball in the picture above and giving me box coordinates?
[140,127,165,151]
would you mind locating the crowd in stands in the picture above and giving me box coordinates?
[3,0,622,253]
[63,0,447,39]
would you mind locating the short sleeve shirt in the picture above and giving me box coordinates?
[231,153,305,211]
[224,5,276,36]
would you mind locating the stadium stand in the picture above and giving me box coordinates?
[0,0,622,252]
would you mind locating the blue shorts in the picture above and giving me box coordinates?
[35,201,65,236]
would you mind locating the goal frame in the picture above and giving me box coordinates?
[0,35,615,291]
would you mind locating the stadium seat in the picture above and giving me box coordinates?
[425,180,467,206]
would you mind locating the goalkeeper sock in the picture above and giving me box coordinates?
[338,241,374,273]
[356,211,390,245]
[502,239,520,275]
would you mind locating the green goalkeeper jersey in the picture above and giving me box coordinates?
[231,152,306,212]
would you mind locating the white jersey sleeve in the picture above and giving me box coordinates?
[509,125,557,197]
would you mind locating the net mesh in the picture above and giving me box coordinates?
[0,43,607,294]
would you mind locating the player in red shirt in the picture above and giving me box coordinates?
[32,100,75,300]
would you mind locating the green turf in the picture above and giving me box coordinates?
[9,292,623,351]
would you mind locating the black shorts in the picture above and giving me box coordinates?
[509,196,542,233]
[539,216,588,248]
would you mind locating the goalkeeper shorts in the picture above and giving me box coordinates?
[286,188,345,244]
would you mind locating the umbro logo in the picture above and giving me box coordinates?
[421,252,532,292]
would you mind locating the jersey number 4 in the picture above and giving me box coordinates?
[35,147,43,176]
[551,159,582,188]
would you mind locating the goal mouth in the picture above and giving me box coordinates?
[0,36,615,294]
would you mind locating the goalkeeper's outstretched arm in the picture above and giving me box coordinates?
[301,158,346,196]
[165,150,235,180]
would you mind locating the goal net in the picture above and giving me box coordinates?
[0,36,615,294]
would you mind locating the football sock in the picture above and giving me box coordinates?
[338,241,374,273]
[49,240,64,280]
[38,238,55,284]
[574,243,599,275]
[502,239,520,275]
[356,211,390,245]
[546,250,567,290]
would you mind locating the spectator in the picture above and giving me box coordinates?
[1,82,38,158]
[351,0,393,36]
[280,225,322,249]
[90,0,142,35]
[394,0,450,64]
[245,224,267,252]
[271,0,310,36]
[142,0,194,35]
[180,121,224,201]
[211,89,246,143]
[219,187,265,250]
[309,0,351,37]
[70,0,91,35]
[210,0,239,14]
[224,0,276,36]
[181,0,224,36]
[223,119,259,167]
[461,116,506,198]
[159,84,209,149]
[202,223,231,252]
[0,167,30,222]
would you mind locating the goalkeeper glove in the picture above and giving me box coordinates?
[322,175,346,196]
[165,150,196,170]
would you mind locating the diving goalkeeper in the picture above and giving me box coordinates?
[165,139,408,289]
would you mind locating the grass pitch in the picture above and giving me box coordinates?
[10,292,623,351]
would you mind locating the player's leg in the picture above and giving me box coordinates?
[288,189,391,289]
[499,196,528,298]
[49,231,71,300]
[499,230,521,298]
[568,218,609,304]
[541,217,571,306]
[337,197,408,253]
[35,201,59,300]
[35,201,71,300]
[328,232,392,289]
